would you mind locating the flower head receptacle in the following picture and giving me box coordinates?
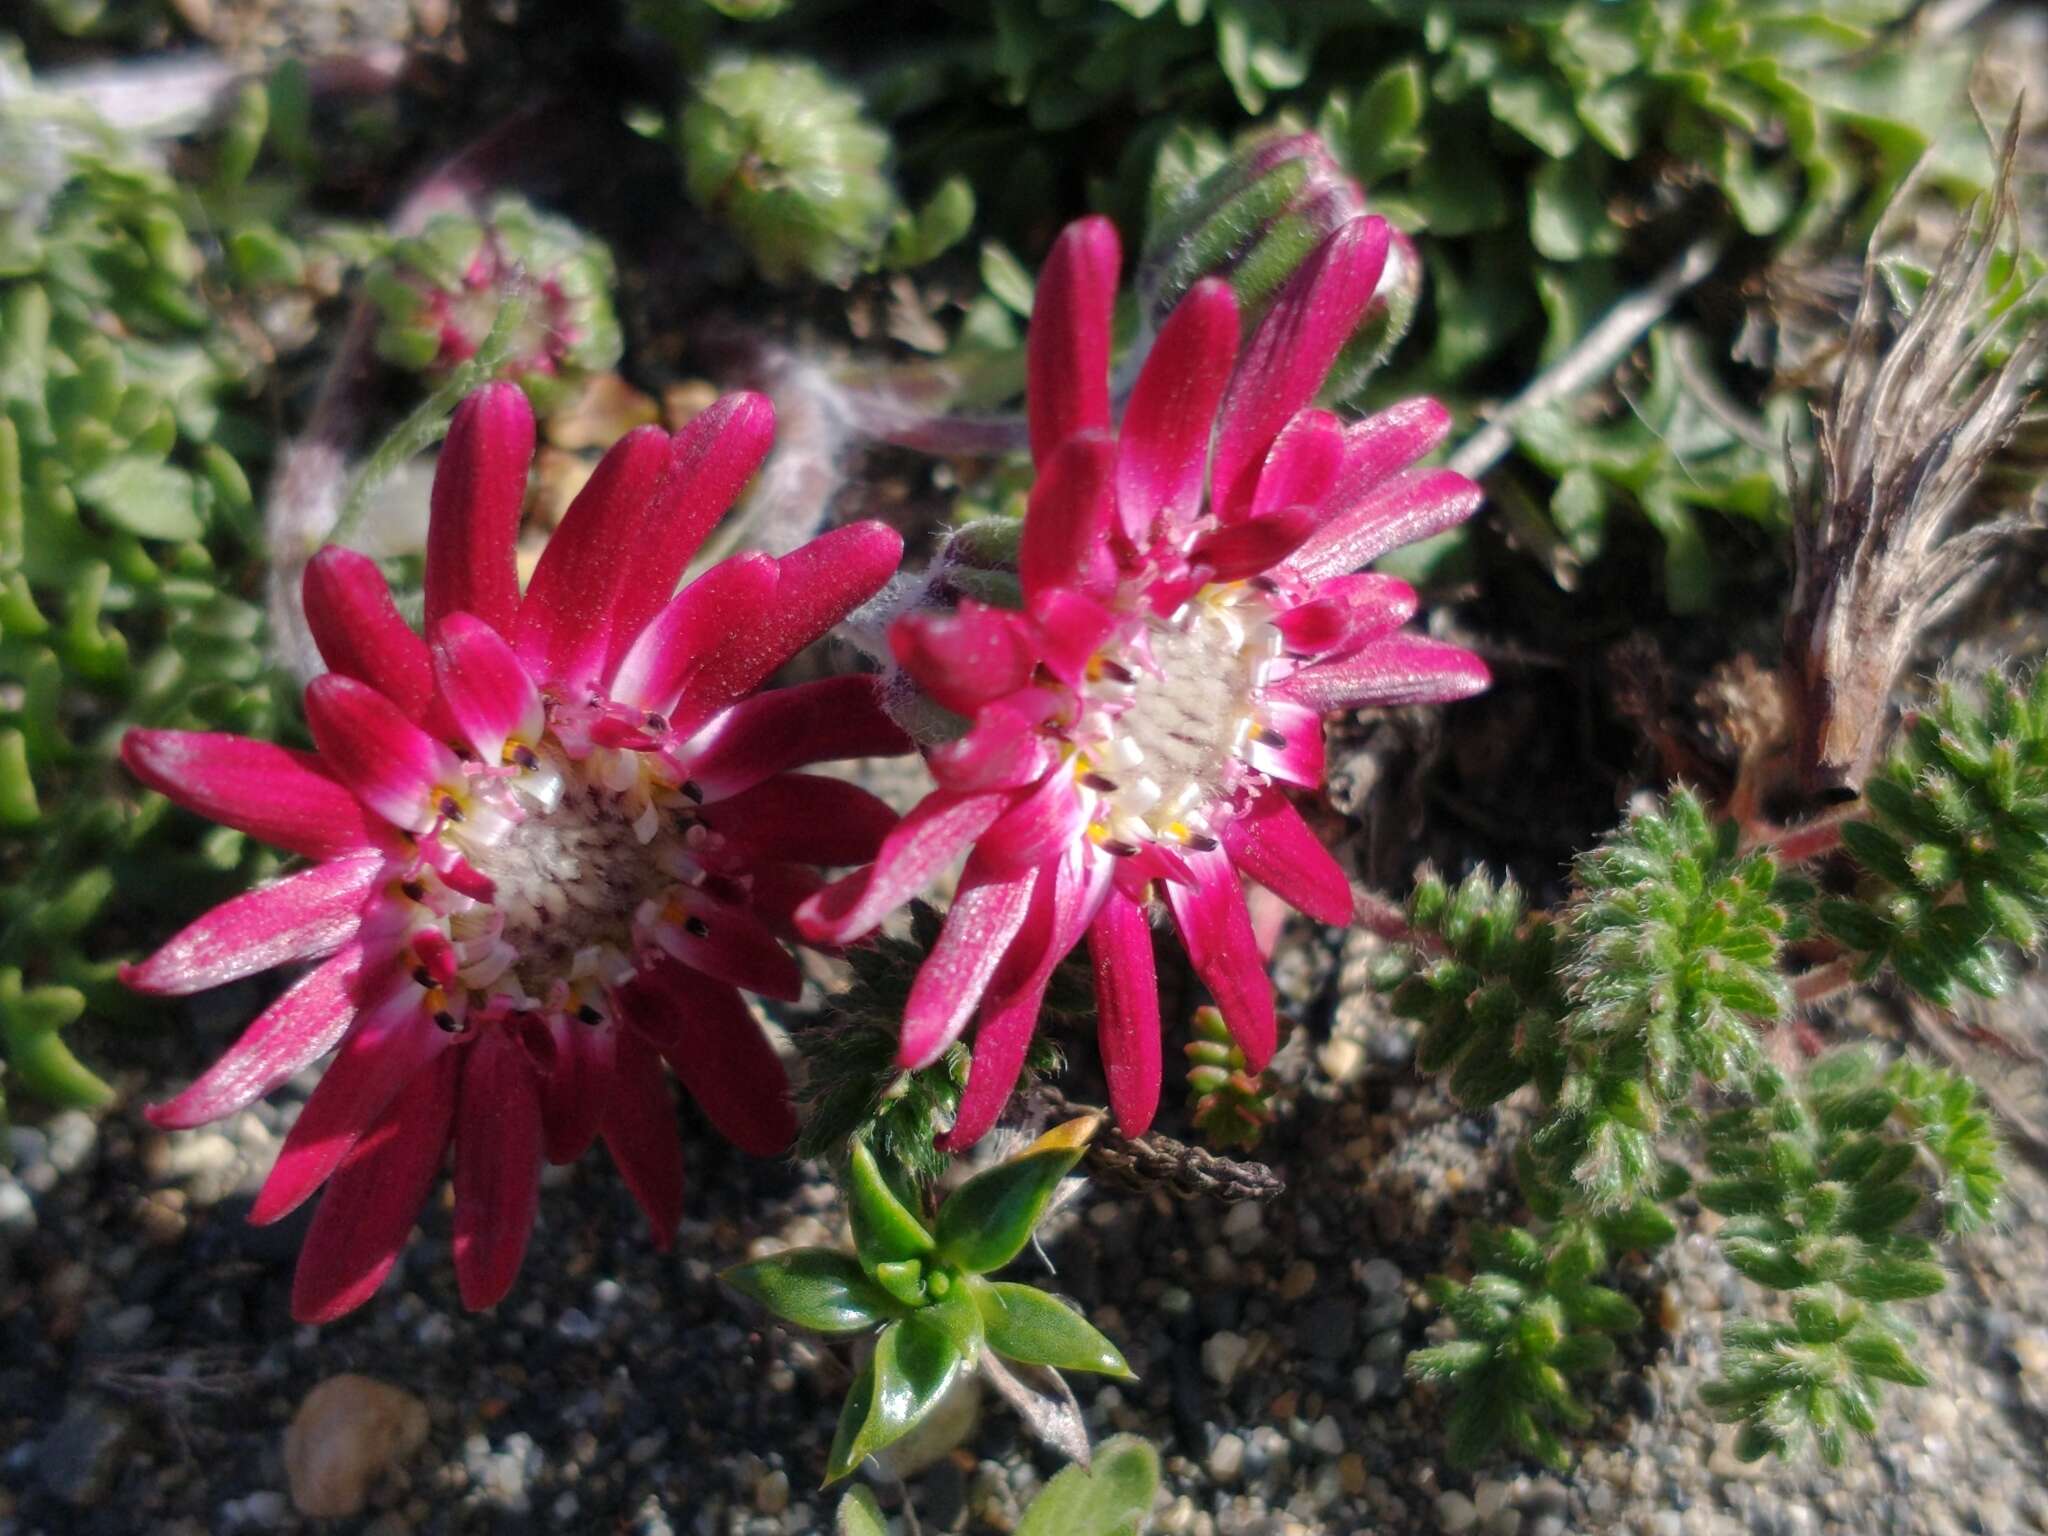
[798,212,1488,1152]
[123,382,909,1321]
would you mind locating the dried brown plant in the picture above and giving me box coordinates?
[1783,110,2047,798]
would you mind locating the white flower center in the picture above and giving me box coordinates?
[463,768,682,989]
[1073,583,1283,849]
[398,712,715,1025]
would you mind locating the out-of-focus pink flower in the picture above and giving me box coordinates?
[798,215,1487,1150]
[124,383,906,1321]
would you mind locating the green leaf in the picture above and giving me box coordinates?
[74,457,204,541]
[825,1350,879,1484]
[722,1248,904,1333]
[1016,1433,1160,1536]
[847,1141,937,1272]
[973,1279,1132,1378]
[1530,158,1620,262]
[835,1487,889,1536]
[1347,61,1428,183]
[1487,71,1581,158]
[922,1277,988,1361]
[935,1145,1083,1275]
[826,1314,965,1482]
[981,241,1036,316]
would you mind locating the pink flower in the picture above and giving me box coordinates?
[124,383,907,1321]
[796,216,1488,1150]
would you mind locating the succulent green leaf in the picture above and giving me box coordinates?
[825,1315,964,1483]
[721,1248,904,1334]
[934,1146,1082,1275]
[973,1278,1132,1378]
[1015,1433,1160,1536]
[847,1140,937,1272]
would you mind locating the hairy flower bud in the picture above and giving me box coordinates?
[366,195,622,412]
[1138,130,1420,396]
[680,55,898,287]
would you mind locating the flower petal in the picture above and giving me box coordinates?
[796,788,1012,943]
[144,941,371,1129]
[1088,890,1162,1138]
[250,983,448,1225]
[625,959,797,1158]
[650,887,803,1003]
[1187,504,1319,582]
[304,674,464,834]
[608,553,780,716]
[1163,845,1276,1072]
[1118,277,1237,541]
[1028,216,1121,465]
[938,844,1105,1152]
[1270,634,1492,711]
[1222,789,1352,925]
[678,676,912,801]
[698,772,898,869]
[1284,468,1484,583]
[302,548,436,722]
[1020,430,1118,602]
[1212,218,1391,522]
[974,763,1087,876]
[602,393,777,676]
[1274,573,1418,659]
[431,613,543,763]
[1246,698,1324,787]
[424,382,534,635]
[927,702,1056,793]
[290,1048,458,1323]
[121,729,382,860]
[1245,409,1345,525]
[666,520,903,735]
[1329,397,1454,506]
[452,1026,545,1310]
[123,857,381,997]
[899,854,1040,1069]
[540,1014,614,1165]
[1026,588,1119,684]
[598,1028,685,1247]
[515,425,673,690]
[891,602,1037,716]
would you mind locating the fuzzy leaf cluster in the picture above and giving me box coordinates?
[1823,671,2048,1006]
[1379,868,1569,1110]
[1540,789,1806,1209]
[1409,1193,1679,1470]
[1696,1048,2002,1464]
[726,1127,1130,1484]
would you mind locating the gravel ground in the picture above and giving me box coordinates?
[5,899,2047,1536]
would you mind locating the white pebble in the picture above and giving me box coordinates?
[1202,1331,1251,1389]
[1438,1490,1479,1533]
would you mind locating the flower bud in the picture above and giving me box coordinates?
[1139,130,1420,394]
[679,55,897,287]
[366,194,622,413]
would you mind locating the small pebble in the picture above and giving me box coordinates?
[1203,1330,1251,1388]
[1438,1490,1479,1533]
[1207,1433,1246,1484]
